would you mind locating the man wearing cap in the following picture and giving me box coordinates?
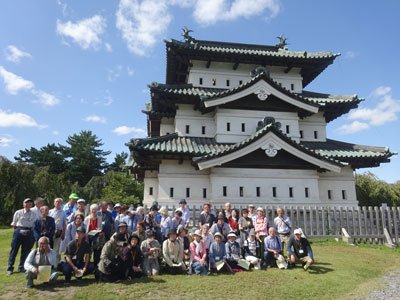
[98,232,127,282]
[123,207,139,233]
[31,197,44,221]
[98,201,115,241]
[287,229,314,271]
[7,198,36,275]
[33,206,56,248]
[264,227,283,268]
[140,230,161,276]
[243,229,261,270]
[49,198,67,261]
[113,203,121,220]
[63,193,79,218]
[24,236,59,288]
[162,230,186,274]
[111,221,131,244]
[199,202,215,229]
[274,208,292,258]
[67,199,86,223]
[210,215,232,242]
[176,199,190,229]
[63,226,94,284]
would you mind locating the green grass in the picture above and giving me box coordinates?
[0,229,399,300]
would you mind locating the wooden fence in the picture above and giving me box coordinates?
[151,205,399,247]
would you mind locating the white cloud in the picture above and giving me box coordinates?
[0,66,34,95]
[370,86,391,98]
[56,15,107,50]
[84,115,107,123]
[193,0,280,26]
[105,43,112,52]
[57,0,68,16]
[4,45,32,63]
[127,66,134,76]
[338,86,400,134]
[337,121,370,134]
[104,90,114,106]
[113,125,146,135]
[52,130,60,135]
[32,89,60,107]
[116,0,172,56]
[343,51,357,60]
[0,135,14,147]
[0,109,43,128]
[107,65,123,82]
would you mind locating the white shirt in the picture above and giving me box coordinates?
[177,207,190,225]
[49,208,67,230]
[274,216,292,235]
[30,206,41,221]
[249,212,258,227]
[11,208,36,228]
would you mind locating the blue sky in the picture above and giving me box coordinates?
[0,0,399,183]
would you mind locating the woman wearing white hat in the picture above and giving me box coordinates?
[225,232,243,270]
[189,230,208,275]
[209,232,232,273]
[254,207,269,263]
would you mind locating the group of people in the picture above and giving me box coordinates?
[7,196,314,289]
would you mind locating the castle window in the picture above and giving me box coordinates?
[186,188,190,198]
[203,188,207,199]
[289,187,294,198]
[185,125,190,134]
[342,190,347,200]
[199,78,203,85]
[300,130,303,138]
[239,186,244,197]
[223,186,227,197]
[239,80,243,85]
[272,187,277,197]
[286,125,290,134]
[226,79,230,87]
[328,190,332,200]
[170,187,174,198]
[256,187,261,197]
[291,83,294,90]
[202,126,206,135]
[149,187,153,196]
[305,187,309,198]
[212,78,216,86]
[226,122,231,132]
[314,131,318,139]
[241,123,245,132]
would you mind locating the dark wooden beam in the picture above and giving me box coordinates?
[284,65,293,73]
[206,59,211,68]
[233,62,239,70]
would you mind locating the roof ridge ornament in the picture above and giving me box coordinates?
[276,34,289,49]
[251,66,270,78]
[182,26,195,44]
[256,117,281,131]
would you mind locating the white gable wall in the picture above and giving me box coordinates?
[298,112,327,142]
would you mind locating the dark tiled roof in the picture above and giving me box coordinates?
[300,91,363,106]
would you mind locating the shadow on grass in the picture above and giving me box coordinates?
[308,264,334,275]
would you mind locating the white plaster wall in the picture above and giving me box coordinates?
[160,117,175,135]
[188,60,303,91]
[318,166,357,205]
[215,108,300,143]
[175,104,216,137]
[299,112,327,142]
[143,170,159,205]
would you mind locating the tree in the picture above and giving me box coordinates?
[106,152,128,172]
[101,171,143,206]
[65,130,111,186]
[14,143,68,174]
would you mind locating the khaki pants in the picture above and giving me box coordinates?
[278,234,290,257]
[53,236,62,260]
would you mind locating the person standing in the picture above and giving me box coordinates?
[63,193,79,218]
[24,237,59,289]
[67,199,86,223]
[274,208,292,258]
[224,202,232,219]
[248,204,258,226]
[177,199,190,229]
[7,198,36,275]
[159,207,171,240]
[254,207,268,262]
[123,207,139,233]
[238,208,253,248]
[33,206,55,248]
[198,202,215,229]
[98,201,115,241]
[31,197,44,221]
[49,198,67,261]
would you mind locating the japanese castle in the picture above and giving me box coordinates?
[126,31,394,207]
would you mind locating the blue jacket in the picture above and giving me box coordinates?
[209,241,226,264]
[33,216,56,243]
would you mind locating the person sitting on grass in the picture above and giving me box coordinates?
[177,225,191,265]
[264,227,284,269]
[24,236,59,289]
[209,232,232,273]
[287,229,314,271]
[243,229,261,270]
[63,226,94,285]
[225,231,244,271]
[141,230,161,276]
[97,232,127,282]
[190,229,208,275]
[122,234,143,279]
[162,230,186,274]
